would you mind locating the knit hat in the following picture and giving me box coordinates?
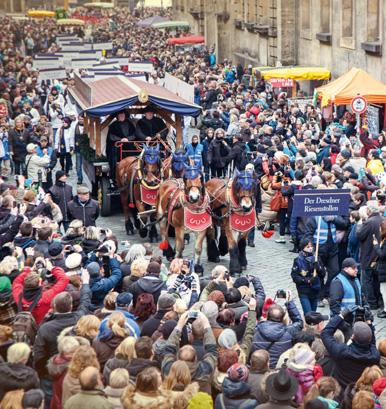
[201,301,219,322]
[48,242,63,258]
[373,377,386,396]
[234,276,249,288]
[55,170,66,181]
[342,258,358,269]
[188,392,213,409]
[26,143,37,154]
[65,253,82,270]
[160,319,177,339]
[305,312,329,326]
[0,276,11,292]
[227,363,249,382]
[146,261,161,276]
[86,262,100,278]
[208,290,225,307]
[340,149,351,159]
[24,272,41,289]
[116,292,133,307]
[262,298,276,319]
[218,328,238,349]
[287,344,316,372]
[157,293,176,310]
[353,321,372,345]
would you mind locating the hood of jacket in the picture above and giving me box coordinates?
[47,354,71,379]
[222,377,251,399]
[257,320,287,341]
[318,396,339,409]
[129,358,158,377]
[136,276,165,294]
[0,362,34,383]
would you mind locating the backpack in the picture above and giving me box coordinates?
[12,293,40,345]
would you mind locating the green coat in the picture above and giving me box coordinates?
[64,390,114,409]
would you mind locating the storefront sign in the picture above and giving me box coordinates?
[270,78,294,88]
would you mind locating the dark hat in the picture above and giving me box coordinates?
[48,242,63,258]
[87,261,100,278]
[349,172,359,180]
[55,170,66,181]
[157,293,176,310]
[234,276,249,288]
[340,149,351,160]
[160,319,177,339]
[322,137,331,145]
[342,257,358,269]
[265,368,298,401]
[305,311,329,326]
[143,105,155,114]
[116,292,133,307]
[63,117,72,125]
[22,389,44,409]
[353,321,372,346]
[146,261,161,276]
[299,237,312,250]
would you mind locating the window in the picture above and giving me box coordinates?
[247,0,258,22]
[342,0,353,38]
[301,0,311,30]
[259,0,269,25]
[320,0,331,32]
[367,0,380,41]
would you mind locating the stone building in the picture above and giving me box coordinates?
[173,0,386,82]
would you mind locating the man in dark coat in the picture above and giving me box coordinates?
[67,185,99,227]
[321,313,380,388]
[49,170,73,232]
[207,129,231,177]
[106,111,136,172]
[356,202,384,309]
[135,106,168,141]
[141,293,176,336]
[226,135,247,171]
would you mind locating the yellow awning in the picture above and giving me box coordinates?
[27,10,56,18]
[253,66,331,81]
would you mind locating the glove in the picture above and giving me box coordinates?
[364,306,374,322]
[340,305,359,319]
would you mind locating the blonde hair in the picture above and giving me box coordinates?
[173,299,187,315]
[115,336,136,360]
[83,226,100,241]
[0,390,23,409]
[355,365,383,392]
[109,368,130,388]
[58,336,81,355]
[378,339,386,356]
[108,312,128,338]
[303,376,341,407]
[352,391,375,409]
[168,258,183,275]
[7,342,31,363]
[68,345,100,378]
[130,258,149,278]
[75,315,100,340]
[103,292,118,310]
[0,325,12,343]
[164,361,191,390]
[0,256,18,275]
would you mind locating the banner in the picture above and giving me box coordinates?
[93,42,113,51]
[71,58,99,69]
[292,189,351,217]
[33,58,63,69]
[60,43,84,51]
[163,72,194,103]
[127,62,153,73]
[270,78,294,88]
[38,68,67,81]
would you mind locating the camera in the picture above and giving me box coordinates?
[224,271,230,280]
[353,306,366,322]
[276,289,287,299]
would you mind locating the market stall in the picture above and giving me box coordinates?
[56,18,85,26]
[167,35,205,45]
[152,20,190,29]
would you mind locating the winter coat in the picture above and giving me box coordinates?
[62,373,80,406]
[104,386,125,409]
[207,138,231,169]
[47,354,72,409]
[90,258,122,308]
[92,334,126,370]
[291,252,325,297]
[226,140,249,171]
[8,128,29,162]
[128,275,166,307]
[103,355,132,385]
[321,315,380,388]
[98,309,140,339]
[0,362,40,400]
[33,284,91,378]
[64,390,114,409]
[214,378,258,409]
[55,125,75,153]
[185,143,204,168]
[0,289,17,326]
[127,358,160,381]
[140,310,168,337]
[25,153,50,182]
[247,371,270,403]
[67,196,100,227]
[50,181,73,223]
[356,213,384,269]
[286,367,317,405]
[12,266,69,325]
[251,300,303,368]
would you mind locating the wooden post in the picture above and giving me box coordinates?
[84,115,89,134]
[175,115,182,149]
[95,118,101,157]
[89,118,95,148]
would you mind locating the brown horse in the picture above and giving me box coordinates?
[116,145,170,240]
[156,165,211,273]
[206,170,258,275]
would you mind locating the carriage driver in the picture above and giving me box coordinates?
[136,106,168,142]
[106,110,136,174]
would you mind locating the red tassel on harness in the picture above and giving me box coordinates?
[129,203,136,209]
[159,240,169,251]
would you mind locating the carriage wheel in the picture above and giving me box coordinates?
[98,177,111,217]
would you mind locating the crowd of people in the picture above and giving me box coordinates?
[1,4,386,409]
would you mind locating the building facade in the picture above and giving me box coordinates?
[173,0,386,82]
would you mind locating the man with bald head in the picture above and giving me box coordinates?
[64,367,113,409]
[161,311,217,394]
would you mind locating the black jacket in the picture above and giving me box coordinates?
[226,141,246,171]
[67,196,100,227]
[136,117,167,140]
[49,181,73,222]
[356,213,383,269]
[207,138,231,169]
[375,240,386,282]
[33,284,91,378]
[321,315,380,388]
[128,275,166,307]
[0,362,39,400]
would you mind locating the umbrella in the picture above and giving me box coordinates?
[84,2,114,8]
[57,18,85,26]
[168,35,205,45]
[137,15,169,28]
[152,20,190,29]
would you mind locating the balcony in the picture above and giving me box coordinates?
[189,8,204,19]
[361,41,382,56]
[316,32,332,44]
[216,11,230,22]
[234,19,244,30]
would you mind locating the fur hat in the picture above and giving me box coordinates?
[65,252,82,270]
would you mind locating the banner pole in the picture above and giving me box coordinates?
[313,216,322,277]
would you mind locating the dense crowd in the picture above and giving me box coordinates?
[1,5,386,409]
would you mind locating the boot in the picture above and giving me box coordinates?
[275,236,286,243]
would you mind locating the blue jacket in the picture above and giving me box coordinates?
[98,309,140,339]
[347,224,360,261]
[291,252,325,296]
[90,258,122,307]
[214,378,258,409]
[321,315,379,388]
[185,143,204,168]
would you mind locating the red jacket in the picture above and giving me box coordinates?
[12,267,69,325]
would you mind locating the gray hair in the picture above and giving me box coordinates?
[211,265,227,279]
[125,244,146,264]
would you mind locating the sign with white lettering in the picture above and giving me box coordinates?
[38,68,67,81]
[127,62,153,73]
[71,58,99,69]
[33,58,63,69]
[292,189,351,217]
[93,42,113,51]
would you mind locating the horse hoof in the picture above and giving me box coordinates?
[139,228,148,238]
[126,229,134,236]
[194,264,204,275]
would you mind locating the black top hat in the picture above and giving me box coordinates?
[265,368,299,401]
